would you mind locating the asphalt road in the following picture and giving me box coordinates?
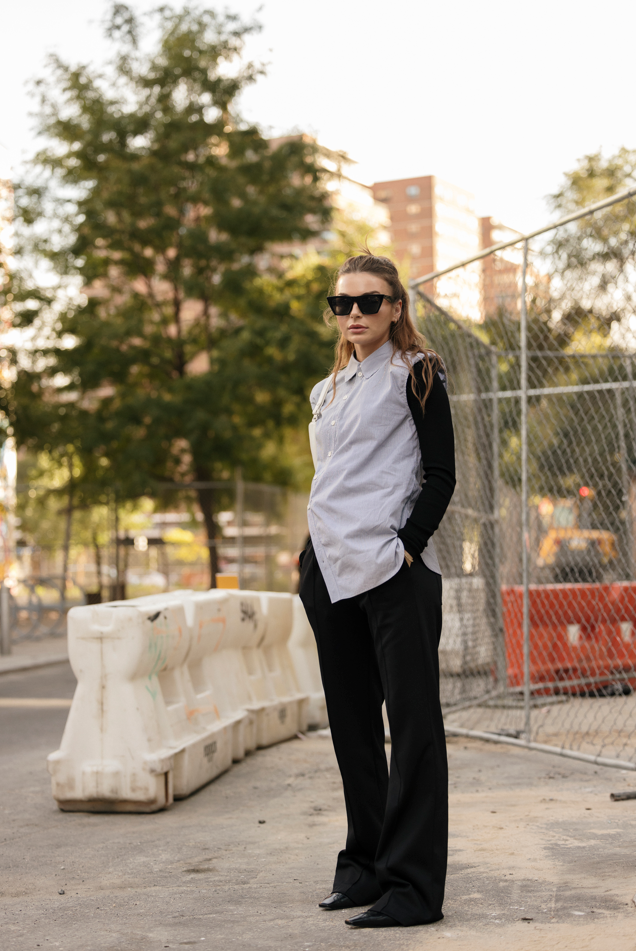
[0,663,77,755]
[1,663,636,951]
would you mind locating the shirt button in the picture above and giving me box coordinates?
[343,395,348,401]
[357,371,362,377]
[307,504,311,510]
[328,451,332,457]
[330,420,335,426]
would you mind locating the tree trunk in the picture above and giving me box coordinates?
[196,480,218,588]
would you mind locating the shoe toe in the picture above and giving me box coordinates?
[318,892,355,910]
[345,910,399,928]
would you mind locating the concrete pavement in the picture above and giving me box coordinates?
[1,663,636,951]
[0,635,68,675]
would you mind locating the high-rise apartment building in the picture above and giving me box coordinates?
[480,217,524,321]
[372,175,482,318]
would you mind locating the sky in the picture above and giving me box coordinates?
[2,0,636,233]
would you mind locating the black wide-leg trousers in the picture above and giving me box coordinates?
[299,542,448,926]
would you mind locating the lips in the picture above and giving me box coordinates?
[348,324,367,331]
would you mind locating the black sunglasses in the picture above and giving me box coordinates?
[327,293,395,317]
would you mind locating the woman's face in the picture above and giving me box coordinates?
[335,272,402,361]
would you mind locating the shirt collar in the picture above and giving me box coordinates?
[344,339,393,382]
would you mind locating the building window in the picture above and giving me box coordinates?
[376,189,392,201]
[409,244,422,256]
[406,185,420,197]
[406,203,421,215]
[407,223,420,234]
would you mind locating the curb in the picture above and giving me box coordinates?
[0,654,70,676]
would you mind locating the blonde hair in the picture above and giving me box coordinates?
[324,252,444,409]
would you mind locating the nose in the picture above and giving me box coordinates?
[349,302,363,319]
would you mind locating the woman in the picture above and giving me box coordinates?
[299,252,455,929]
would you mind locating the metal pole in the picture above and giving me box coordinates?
[491,351,506,688]
[616,388,634,580]
[265,487,274,592]
[114,496,120,600]
[108,489,114,600]
[0,583,11,656]
[624,358,636,563]
[624,358,636,451]
[236,468,245,589]
[445,725,636,772]
[520,239,531,741]
[409,287,419,337]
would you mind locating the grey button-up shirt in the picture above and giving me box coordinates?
[307,340,441,603]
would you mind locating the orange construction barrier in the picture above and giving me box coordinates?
[501,583,636,692]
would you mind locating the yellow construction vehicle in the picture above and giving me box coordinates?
[535,488,618,583]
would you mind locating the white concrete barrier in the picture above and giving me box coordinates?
[288,596,328,729]
[187,589,262,760]
[47,588,316,812]
[47,596,237,812]
[178,590,251,765]
[250,592,309,744]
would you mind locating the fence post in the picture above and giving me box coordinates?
[0,583,11,656]
[491,351,506,688]
[624,358,636,449]
[616,388,634,580]
[114,496,121,599]
[520,239,531,742]
[236,469,245,589]
[623,358,636,572]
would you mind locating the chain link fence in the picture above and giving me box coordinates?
[8,480,308,645]
[413,186,636,770]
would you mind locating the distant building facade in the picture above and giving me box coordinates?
[480,217,524,321]
[372,174,525,322]
[372,175,481,319]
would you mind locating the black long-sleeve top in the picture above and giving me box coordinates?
[397,363,456,560]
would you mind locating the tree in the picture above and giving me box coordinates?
[547,147,636,341]
[496,149,636,551]
[10,3,337,586]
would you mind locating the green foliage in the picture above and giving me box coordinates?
[547,147,636,339]
[424,147,636,541]
[12,3,339,583]
[549,147,636,214]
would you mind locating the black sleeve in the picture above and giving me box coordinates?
[397,364,456,560]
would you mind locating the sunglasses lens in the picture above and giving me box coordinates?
[358,295,383,315]
[327,294,386,316]
[328,296,352,316]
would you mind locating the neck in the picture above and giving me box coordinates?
[354,336,391,362]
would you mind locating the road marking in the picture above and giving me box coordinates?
[0,698,73,708]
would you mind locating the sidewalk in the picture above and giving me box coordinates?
[1,706,636,951]
[0,635,68,674]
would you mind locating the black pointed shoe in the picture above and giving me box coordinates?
[345,910,399,928]
[319,892,356,910]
